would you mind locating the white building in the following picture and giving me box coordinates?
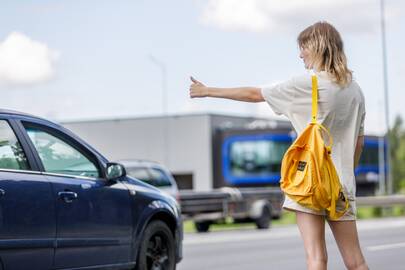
[62,113,289,191]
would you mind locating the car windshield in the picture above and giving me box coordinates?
[229,139,290,176]
[149,168,172,187]
[359,146,379,166]
[127,167,151,182]
[127,166,172,187]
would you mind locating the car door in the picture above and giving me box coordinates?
[0,118,55,270]
[19,120,133,269]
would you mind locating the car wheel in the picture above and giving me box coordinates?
[136,220,176,270]
[255,206,271,229]
[195,221,211,233]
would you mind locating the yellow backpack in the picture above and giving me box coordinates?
[280,75,349,220]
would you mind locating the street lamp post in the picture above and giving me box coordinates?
[379,0,393,195]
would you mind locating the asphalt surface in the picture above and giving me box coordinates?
[178,217,405,270]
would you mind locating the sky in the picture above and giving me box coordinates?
[0,0,404,135]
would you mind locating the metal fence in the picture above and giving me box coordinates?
[357,195,405,207]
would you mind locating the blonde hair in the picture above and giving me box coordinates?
[298,21,352,87]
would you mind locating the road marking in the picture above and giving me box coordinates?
[184,227,301,245]
[184,218,405,246]
[367,242,405,252]
[356,218,405,231]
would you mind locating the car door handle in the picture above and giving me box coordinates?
[58,191,78,203]
[0,189,5,197]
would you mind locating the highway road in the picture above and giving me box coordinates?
[178,217,405,270]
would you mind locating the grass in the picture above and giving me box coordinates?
[357,205,405,219]
[183,210,297,233]
[183,206,405,233]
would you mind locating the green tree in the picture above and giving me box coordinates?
[388,115,405,193]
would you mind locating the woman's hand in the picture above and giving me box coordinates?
[189,76,264,102]
[189,76,208,98]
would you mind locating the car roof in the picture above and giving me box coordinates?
[0,109,39,118]
[0,108,109,164]
[0,108,68,131]
[0,109,54,125]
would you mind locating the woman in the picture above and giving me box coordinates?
[189,21,368,270]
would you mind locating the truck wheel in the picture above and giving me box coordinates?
[255,206,271,229]
[136,220,176,270]
[195,221,211,233]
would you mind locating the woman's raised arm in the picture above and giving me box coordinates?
[189,76,265,103]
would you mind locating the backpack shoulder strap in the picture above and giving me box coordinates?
[311,75,318,124]
[311,75,334,148]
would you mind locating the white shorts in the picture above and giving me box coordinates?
[282,194,357,221]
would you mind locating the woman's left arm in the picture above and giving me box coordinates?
[189,76,265,103]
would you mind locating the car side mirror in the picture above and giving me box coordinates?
[106,162,126,180]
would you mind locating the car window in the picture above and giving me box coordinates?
[25,126,100,178]
[0,120,30,170]
[148,168,172,187]
[127,167,152,183]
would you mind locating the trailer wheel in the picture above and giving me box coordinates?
[195,221,211,233]
[255,206,271,229]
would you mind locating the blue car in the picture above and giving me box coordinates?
[0,109,183,270]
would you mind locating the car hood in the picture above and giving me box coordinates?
[121,175,177,205]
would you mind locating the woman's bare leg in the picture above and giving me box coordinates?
[296,211,328,270]
[327,220,368,270]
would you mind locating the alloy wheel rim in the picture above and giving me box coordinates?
[146,233,170,270]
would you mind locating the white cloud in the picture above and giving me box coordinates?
[0,32,59,86]
[200,0,399,34]
[201,1,271,33]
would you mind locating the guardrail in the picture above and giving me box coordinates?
[357,195,405,207]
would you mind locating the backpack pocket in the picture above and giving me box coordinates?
[286,149,312,196]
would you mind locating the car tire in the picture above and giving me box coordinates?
[136,220,176,270]
[255,206,271,229]
[194,221,211,233]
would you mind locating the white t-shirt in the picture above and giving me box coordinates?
[261,71,365,200]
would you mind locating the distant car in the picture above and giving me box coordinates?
[119,160,180,201]
[0,109,182,270]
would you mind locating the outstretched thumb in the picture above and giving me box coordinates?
[190,76,199,84]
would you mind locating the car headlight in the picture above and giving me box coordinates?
[365,172,379,182]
